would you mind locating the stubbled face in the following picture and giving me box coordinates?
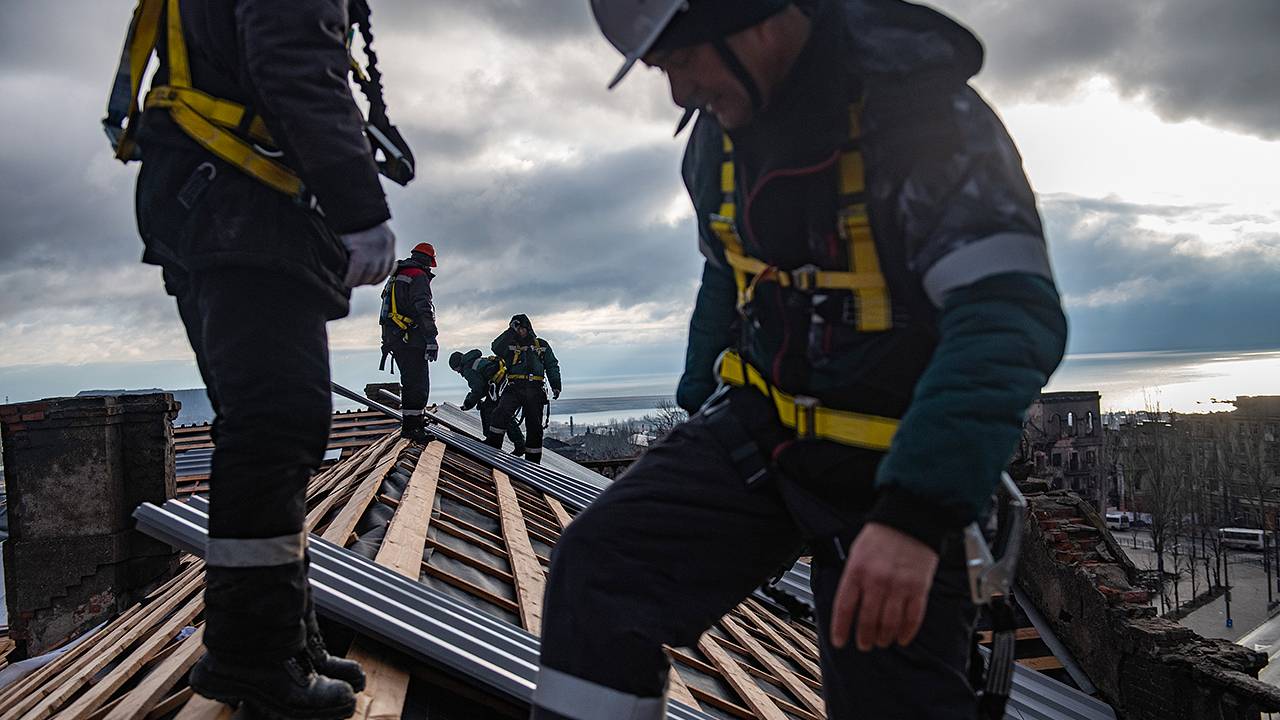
[645,44,754,130]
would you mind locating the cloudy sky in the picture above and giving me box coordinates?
[1,0,1277,406]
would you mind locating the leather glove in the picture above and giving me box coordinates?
[340,222,396,287]
[461,399,476,411]
[425,343,439,362]
[552,388,561,400]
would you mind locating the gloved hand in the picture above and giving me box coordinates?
[461,399,476,411]
[425,343,439,362]
[340,222,396,287]
[552,388,561,400]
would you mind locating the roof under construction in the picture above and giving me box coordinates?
[0,402,1116,719]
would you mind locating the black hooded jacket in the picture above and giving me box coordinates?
[380,257,437,348]
[491,315,561,393]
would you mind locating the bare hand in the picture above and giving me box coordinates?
[829,522,938,652]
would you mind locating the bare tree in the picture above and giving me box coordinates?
[1234,420,1279,605]
[644,399,689,440]
[1118,421,1189,613]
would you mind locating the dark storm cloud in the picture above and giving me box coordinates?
[1041,195,1280,353]
[935,0,1280,138]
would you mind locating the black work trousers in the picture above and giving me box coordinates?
[391,345,430,412]
[536,387,978,719]
[486,382,545,461]
[479,397,525,450]
[174,267,333,661]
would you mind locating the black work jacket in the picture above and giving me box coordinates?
[677,0,1048,417]
[134,0,389,317]
[380,259,437,348]
[491,330,562,393]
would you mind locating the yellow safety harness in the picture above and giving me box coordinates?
[709,103,900,451]
[110,0,304,197]
[507,341,546,383]
[709,103,892,332]
[104,0,413,197]
[716,350,897,451]
[386,276,415,332]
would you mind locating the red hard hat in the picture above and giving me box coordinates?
[412,242,437,267]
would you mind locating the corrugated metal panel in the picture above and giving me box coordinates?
[135,497,716,720]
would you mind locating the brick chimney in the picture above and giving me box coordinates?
[1,393,181,656]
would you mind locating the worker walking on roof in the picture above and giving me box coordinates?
[108,0,417,716]
[532,2,1067,719]
[380,243,440,442]
[450,349,527,456]
[485,315,561,464]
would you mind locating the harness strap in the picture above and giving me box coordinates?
[506,374,544,382]
[978,596,1017,719]
[716,350,898,451]
[385,273,415,331]
[713,103,893,331]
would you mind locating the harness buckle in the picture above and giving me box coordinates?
[791,264,821,293]
[793,395,820,440]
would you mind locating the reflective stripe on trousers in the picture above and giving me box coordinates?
[207,531,307,567]
[532,666,667,720]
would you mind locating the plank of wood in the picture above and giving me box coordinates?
[346,441,445,720]
[744,599,822,663]
[737,603,822,678]
[6,568,203,719]
[306,437,405,533]
[319,439,410,544]
[102,627,206,720]
[667,667,700,710]
[493,470,547,634]
[977,627,1040,644]
[21,573,205,720]
[145,687,194,720]
[377,441,444,577]
[172,695,233,720]
[1017,656,1065,671]
[310,432,396,496]
[695,634,789,720]
[36,593,204,720]
[720,615,824,716]
[347,641,412,720]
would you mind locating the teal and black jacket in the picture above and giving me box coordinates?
[457,349,506,410]
[676,0,1067,545]
[492,316,562,395]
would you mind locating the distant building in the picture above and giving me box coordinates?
[1025,391,1108,510]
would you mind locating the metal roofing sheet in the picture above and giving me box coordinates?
[134,496,716,720]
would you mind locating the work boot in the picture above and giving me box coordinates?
[305,605,366,692]
[511,444,526,458]
[482,432,505,450]
[189,650,356,720]
[399,413,430,443]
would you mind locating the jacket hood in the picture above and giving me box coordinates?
[509,314,537,338]
[839,0,984,83]
[462,348,483,365]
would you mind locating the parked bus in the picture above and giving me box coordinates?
[1105,512,1130,531]
[1219,527,1266,551]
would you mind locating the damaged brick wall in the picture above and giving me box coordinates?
[1,394,181,657]
[1017,484,1280,719]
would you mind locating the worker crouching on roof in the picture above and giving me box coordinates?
[380,242,440,442]
[485,315,561,464]
[531,1,1067,719]
[116,0,414,716]
[450,349,527,456]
